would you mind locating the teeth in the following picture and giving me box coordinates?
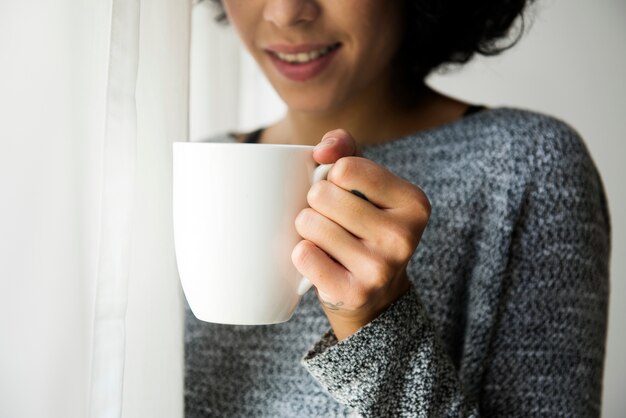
[275,45,336,64]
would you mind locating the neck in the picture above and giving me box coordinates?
[262,82,469,147]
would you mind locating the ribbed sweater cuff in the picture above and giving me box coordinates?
[301,286,428,409]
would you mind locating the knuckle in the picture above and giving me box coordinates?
[389,225,417,260]
[291,241,306,266]
[374,222,416,261]
[292,240,313,269]
[294,208,316,234]
[329,156,359,184]
[326,128,349,139]
[407,186,432,220]
[365,255,392,289]
[422,193,432,217]
[307,180,330,207]
[417,193,432,220]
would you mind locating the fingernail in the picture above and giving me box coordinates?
[315,137,336,150]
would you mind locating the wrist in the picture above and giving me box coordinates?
[323,275,411,340]
[326,311,379,341]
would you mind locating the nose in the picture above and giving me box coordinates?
[263,0,320,27]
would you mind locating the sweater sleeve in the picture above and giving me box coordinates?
[301,121,610,417]
[302,287,479,417]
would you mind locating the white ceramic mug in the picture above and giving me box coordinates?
[173,142,331,325]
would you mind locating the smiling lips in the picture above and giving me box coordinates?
[265,43,341,82]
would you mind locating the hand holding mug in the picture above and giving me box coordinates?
[292,129,431,340]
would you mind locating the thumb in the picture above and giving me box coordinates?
[312,129,361,164]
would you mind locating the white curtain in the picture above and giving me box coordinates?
[0,0,190,417]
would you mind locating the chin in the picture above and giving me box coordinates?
[277,89,344,114]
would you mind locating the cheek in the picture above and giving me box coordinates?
[348,31,401,85]
[222,1,258,49]
[345,6,404,68]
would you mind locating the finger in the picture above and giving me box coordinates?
[312,129,361,164]
[307,181,420,265]
[295,207,374,275]
[291,240,352,300]
[306,181,388,241]
[327,156,430,214]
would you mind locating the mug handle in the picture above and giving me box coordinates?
[296,163,333,296]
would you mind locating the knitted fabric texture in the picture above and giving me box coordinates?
[185,108,610,417]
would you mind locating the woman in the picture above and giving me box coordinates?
[186,1,610,416]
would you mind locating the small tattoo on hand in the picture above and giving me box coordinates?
[350,189,369,202]
[321,300,344,311]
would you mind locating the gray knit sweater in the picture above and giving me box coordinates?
[185,108,610,417]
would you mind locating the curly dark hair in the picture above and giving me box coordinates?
[204,0,534,104]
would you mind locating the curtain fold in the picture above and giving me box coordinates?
[92,0,190,417]
[121,0,189,416]
[89,0,140,416]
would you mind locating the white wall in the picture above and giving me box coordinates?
[192,0,626,416]
[429,1,626,416]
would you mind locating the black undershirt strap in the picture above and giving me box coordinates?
[244,128,264,144]
[463,104,487,117]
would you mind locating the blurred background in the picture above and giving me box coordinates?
[1,0,624,417]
